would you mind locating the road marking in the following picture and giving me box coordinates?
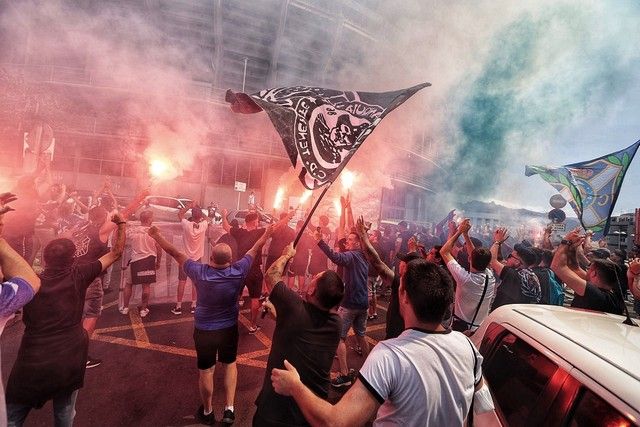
[129,311,151,348]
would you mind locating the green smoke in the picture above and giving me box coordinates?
[445,3,637,200]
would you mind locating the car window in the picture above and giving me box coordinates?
[568,387,632,427]
[155,197,179,209]
[484,332,559,426]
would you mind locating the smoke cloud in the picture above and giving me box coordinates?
[1,0,639,216]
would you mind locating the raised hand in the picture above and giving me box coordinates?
[494,227,509,243]
[458,218,471,234]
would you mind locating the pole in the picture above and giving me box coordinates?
[242,58,248,92]
[293,183,332,248]
[236,191,241,210]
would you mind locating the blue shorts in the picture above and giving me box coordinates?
[338,306,368,338]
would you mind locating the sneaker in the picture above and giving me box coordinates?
[248,325,261,334]
[222,409,235,424]
[86,357,102,369]
[331,374,353,388]
[119,307,129,315]
[139,307,149,318]
[367,313,378,320]
[195,405,214,425]
[190,306,196,314]
[171,306,182,315]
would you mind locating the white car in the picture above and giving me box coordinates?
[471,304,640,426]
[136,196,217,223]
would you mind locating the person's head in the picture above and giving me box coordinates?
[398,252,422,277]
[588,259,620,289]
[191,206,204,222]
[319,215,330,227]
[611,249,626,264]
[59,201,74,217]
[598,239,608,248]
[99,196,114,211]
[399,259,454,324]
[230,219,239,229]
[50,183,63,198]
[371,229,382,244]
[530,247,543,267]
[139,209,154,226]
[506,244,537,269]
[540,249,554,268]
[43,238,76,269]
[588,248,610,261]
[210,243,232,267]
[425,245,443,264]
[470,247,492,271]
[306,270,344,310]
[88,206,108,228]
[345,232,361,251]
[245,212,259,229]
[398,221,408,231]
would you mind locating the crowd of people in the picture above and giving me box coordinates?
[0,173,639,426]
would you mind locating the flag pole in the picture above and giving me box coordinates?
[293,182,332,248]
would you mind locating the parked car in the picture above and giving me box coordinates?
[135,196,219,223]
[225,209,274,227]
[470,304,640,426]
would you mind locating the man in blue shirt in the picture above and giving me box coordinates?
[148,224,273,425]
[315,229,369,388]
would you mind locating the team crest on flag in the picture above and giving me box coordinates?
[226,83,430,189]
[525,140,640,239]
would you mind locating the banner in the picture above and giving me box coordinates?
[525,140,640,239]
[226,83,430,189]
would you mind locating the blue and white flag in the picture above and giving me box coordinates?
[525,140,640,239]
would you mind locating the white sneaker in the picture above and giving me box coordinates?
[119,307,129,315]
[139,307,149,318]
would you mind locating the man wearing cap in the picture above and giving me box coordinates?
[489,228,541,311]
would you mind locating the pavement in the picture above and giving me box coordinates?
[1,287,389,426]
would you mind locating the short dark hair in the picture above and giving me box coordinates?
[514,244,537,267]
[315,270,344,310]
[591,259,619,287]
[245,212,258,223]
[471,247,491,271]
[403,259,454,323]
[540,249,554,267]
[139,209,153,224]
[89,206,108,222]
[43,238,76,268]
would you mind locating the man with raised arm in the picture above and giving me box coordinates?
[270,258,495,426]
[172,202,209,315]
[253,243,344,426]
[440,219,495,333]
[315,216,369,388]
[0,192,41,426]
[551,229,624,314]
[489,227,541,311]
[6,212,125,426]
[148,223,273,425]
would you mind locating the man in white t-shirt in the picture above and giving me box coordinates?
[172,203,208,315]
[270,258,496,426]
[120,209,162,317]
[440,218,496,333]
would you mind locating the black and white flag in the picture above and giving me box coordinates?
[226,83,430,189]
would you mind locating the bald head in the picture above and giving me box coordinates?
[211,243,232,267]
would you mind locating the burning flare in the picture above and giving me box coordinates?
[149,158,170,178]
[273,187,285,210]
[341,170,355,190]
[299,190,312,205]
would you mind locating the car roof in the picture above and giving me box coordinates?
[477,305,640,412]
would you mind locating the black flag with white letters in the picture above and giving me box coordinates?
[226,83,430,189]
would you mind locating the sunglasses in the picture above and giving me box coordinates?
[507,253,522,263]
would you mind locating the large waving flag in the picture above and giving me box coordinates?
[525,140,640,239]
[226,83,430,189]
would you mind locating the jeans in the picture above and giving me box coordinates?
[7,390,79,427]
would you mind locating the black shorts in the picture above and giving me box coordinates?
[243,268,263,298]
[193,325,239,369]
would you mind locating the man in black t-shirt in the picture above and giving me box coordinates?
[223,211,265,333]
[254,243,344,426]
[551,229,624,315]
